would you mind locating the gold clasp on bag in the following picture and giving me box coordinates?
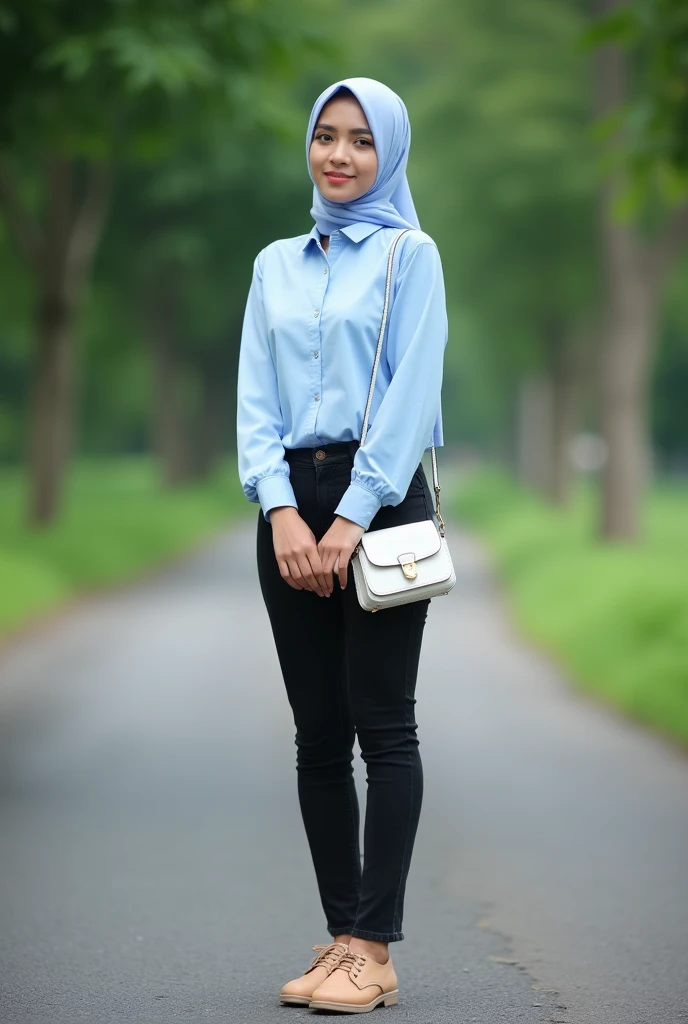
[398,551,417,580]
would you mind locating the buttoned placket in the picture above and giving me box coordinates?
[306,230,341,442]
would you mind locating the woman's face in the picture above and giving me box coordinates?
[309,93,378,204]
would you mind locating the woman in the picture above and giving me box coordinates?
[236,76,448,1013]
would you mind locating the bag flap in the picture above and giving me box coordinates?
[360,519,441,568]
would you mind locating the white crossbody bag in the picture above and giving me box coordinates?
[350,229,456,613]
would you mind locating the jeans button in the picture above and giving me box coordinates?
[315,450,326,461]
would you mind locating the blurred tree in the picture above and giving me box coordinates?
[0,222,33,460]
[589,0,688,538]
[345,0,688,523]
[98,86,315,487]
[0,0,322,524]
[349,0,596,504]
[653,258,688,471]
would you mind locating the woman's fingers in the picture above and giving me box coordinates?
[313,548,333,598]
[279,552,326,595]
[272,511,328,595]
[317,518,363,594]
[300,549,329,596]
[326,555,338,594]
[285,557,309,591]
[290,550,326,596]
[278,564,304,590]
[279,544,350,593]
[278,559,294,586]
[274,523,336,597]
[337,550,349,591]
[319,546,351,591]
[310,548,333,596]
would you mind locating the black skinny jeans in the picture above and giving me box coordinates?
[256,440,434,942]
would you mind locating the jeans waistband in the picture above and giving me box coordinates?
[284,440,360,467]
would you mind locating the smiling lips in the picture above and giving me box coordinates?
[325,172,353,182]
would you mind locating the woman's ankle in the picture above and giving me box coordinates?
[348,936,389,964]
[333,933,352,946]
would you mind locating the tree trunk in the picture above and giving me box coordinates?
[516,374,553,495]
[187,363,228,480]
[27,291,75,523]
[186,314,242,480]
[515,332,580,507]
[599,224,656,539]
[547,325,580,508]
[144,269,193,488]
[149,325,192,488]
[0,153,111,526]
[595,10,659,541]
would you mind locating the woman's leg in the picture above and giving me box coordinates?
[257,507,362,935]
[339,464,435,944]
[341,589,429,943]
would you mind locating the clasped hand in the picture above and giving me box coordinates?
[270,507,365,595]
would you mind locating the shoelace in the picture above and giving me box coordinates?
[309,943,348,972]
[334,950,367,979]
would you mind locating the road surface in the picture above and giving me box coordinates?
[0,515,687,1023]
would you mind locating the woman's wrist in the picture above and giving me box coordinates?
[335,514,365,532]
[270,505,299,521]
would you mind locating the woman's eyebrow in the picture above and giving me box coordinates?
[315,122,373,136]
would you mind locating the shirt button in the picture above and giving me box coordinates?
[313,351,319,359]
[314,393,320,401]
[313,310,320,318]
[323,267,328,274]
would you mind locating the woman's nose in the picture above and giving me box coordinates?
[331,142,350,163]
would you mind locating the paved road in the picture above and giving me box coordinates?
[0,515,687,1024]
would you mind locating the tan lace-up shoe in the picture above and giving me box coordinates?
[279,942,349,1006]
[309,949,398,1012]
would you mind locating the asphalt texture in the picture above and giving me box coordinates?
[0,515,687,1024]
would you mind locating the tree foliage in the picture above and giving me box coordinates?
[586,0,688,202]
[0,0,330,520]
[1,0,687,524]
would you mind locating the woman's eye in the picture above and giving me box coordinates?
[316,133,333,142]
[356,139,372,146]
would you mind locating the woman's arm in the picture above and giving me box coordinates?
[333,238,448,530]
[237,251,330,597]
[236,251,298,521]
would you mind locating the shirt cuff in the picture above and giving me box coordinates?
[334,481,383,530]
[256,474,297,522]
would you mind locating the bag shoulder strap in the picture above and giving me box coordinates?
[359,228,445,535]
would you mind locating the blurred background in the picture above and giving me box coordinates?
[0,0,687,746]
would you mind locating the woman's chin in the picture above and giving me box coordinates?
[320,181,358,203]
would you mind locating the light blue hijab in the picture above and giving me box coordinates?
[306,77,420,236]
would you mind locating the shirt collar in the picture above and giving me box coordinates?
[301,222,383,250]
[341,222,383,243]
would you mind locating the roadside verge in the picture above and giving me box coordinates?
[453,469,688,749]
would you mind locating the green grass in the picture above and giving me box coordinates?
[453,470,688,748]
[0,457,248,638]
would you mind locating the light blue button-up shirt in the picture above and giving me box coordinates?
[236,222,448,530]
